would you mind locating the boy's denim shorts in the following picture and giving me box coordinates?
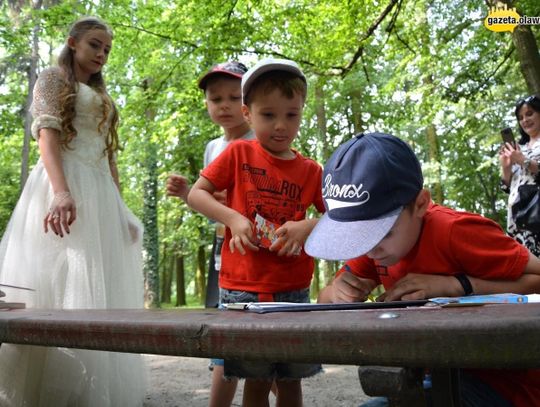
[219,287,322,380]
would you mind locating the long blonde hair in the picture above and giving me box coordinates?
[57,16,120,158]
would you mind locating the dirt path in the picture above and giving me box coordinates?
[143,354,371,406]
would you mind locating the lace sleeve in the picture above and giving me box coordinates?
[30,67,64,140]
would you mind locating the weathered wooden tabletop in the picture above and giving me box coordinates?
[0,303,539,368]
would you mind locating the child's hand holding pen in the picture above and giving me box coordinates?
[329,270,377,303]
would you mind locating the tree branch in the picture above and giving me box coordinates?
[342,0,400,75]
[114,22,200,50]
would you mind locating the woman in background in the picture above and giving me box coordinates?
[500,95,540,256]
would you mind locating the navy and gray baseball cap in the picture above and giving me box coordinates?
[305,132,423,261]
[198,61,248,90]
[241,58,306,102]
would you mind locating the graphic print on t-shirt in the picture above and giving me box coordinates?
[242,163,305,225]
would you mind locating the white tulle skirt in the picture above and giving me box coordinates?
[0,157,146,406]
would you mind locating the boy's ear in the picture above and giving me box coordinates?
[241,104,251,125]
[413,189,431,217]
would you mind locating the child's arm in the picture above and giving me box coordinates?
[270,218,318,257]
[188,176,258,255]
[383,252,540,301]
[317,271,378,303]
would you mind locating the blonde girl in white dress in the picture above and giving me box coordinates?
[0,16,146,406]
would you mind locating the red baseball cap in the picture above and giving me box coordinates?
[198,61,248,90]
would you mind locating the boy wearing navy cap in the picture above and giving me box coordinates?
[166,61,253,407]
[188,58,324,407]
[306,132,540,406]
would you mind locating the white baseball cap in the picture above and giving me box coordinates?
[241,58,306,102]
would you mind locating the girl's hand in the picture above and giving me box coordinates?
[228,213,258,255]
[44,191,76,237]
[270,220,309,257]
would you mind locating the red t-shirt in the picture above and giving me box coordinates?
[201,139,325,294]
[339,204,529,286]
[339,204,537,406]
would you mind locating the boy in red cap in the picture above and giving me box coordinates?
[167,61,253,407]
[306,132,540,407]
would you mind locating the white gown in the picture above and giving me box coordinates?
[0,67,146,406]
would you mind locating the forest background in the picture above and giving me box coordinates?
[1,0,540,308]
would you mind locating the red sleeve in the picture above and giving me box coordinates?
[450,215,529,280]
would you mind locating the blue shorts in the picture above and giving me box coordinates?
[219,288,322,380]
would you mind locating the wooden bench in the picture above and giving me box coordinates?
[1,304,539,406]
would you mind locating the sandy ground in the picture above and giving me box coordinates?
[143,354,372,406]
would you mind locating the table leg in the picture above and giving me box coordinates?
[431,368,461,407]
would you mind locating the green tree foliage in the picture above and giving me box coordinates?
[0,0,539,305]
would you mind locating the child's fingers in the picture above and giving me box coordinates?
[270,235,301,256]
[269,237,284,252]
[229,236,242,254]
[276,245,290,256]
[241,235,259,252]
[234,235,247,255]
[274,225,287,237]
[229,235,258,255]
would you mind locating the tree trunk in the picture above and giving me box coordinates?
[312,81,330,299]
[418,4,444,205]
[20,0,42,189]
[426,124,444,203]
[160,246,172,304]
[512,24,540,95]
[196,244,206,305]
[142,78,160,309]
[349,86,363,136]
[175,254,186,306]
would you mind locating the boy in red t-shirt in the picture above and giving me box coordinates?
[305,132,540,407]
[188,58,324,407]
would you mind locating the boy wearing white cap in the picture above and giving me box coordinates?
[306,132,540,407]
[188,58,324,406]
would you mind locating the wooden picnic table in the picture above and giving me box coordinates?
[0,303,539,368]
